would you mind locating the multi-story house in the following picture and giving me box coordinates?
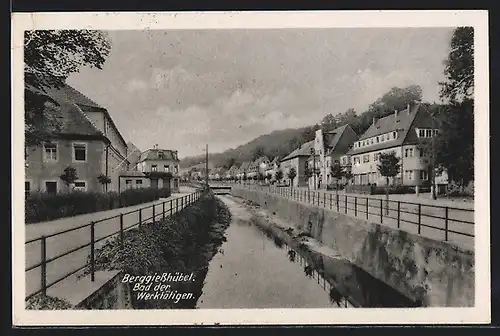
[226,164,240,180]
[248,156,270,180]
[236,161,251,180]
[308,124,359,189]
[132,146,180,192]
[25,84,129,194]
[346,103,440,189]
[280,141,314,188]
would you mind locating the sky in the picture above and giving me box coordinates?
[66,28,455,159]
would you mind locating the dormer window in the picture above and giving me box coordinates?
[376,137,379,143]
[393,131,397,139]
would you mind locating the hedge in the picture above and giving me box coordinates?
[25,187,171,224]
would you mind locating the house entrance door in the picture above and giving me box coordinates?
[151,178,158,189]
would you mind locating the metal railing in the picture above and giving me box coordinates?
[25,189,205,299]
[233,183,474,245]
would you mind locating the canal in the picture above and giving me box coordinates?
[197,195,419,309]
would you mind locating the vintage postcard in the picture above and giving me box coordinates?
[12,10,490,326]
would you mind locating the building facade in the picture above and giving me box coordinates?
[346,103,440,188]
[135,147,181,192]
[25,84,129,194]
[280,141,314,188]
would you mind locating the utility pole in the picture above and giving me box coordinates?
[205,144,209,188]
[431,109,437,200]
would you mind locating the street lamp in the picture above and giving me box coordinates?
[310,147,316,190]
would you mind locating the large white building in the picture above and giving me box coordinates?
[346,103,444,188]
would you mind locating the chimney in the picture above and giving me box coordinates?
[372,117,376,125]
[394,109,398,118]
[407,103,411,114]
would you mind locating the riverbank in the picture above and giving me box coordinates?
[26,191,232,310]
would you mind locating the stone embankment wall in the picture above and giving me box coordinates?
[231,187,474,307]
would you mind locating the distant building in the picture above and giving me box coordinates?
[247,156,270,180]
[25,83,129,194]
[236,161,251,180]
[308,124,359,189]
[265,156,280,182]
[280,141,314,188]
[346,103,441,189]
[133,145,180,192]
[226,164,240,179]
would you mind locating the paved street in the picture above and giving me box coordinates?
[25,186,197,298]
[230,184,474,251]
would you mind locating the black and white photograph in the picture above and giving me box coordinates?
[12,11,490,325]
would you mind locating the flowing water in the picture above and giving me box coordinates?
[196,195,418,309]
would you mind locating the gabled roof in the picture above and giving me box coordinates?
[250,156,270,168]
[138,149,179,163]
[281,141,314,162]
[26,86,107,140]
[42,83,128,148]
[323,124,352,155]
[270,156,280,165]
[238,161,251,171]
[346,104,423,156]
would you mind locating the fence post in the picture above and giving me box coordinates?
[380,199,383,223]
[418,204,422,234]
[170,199,173,216]
[152,204,156,223]
[90,221,95,282]
[444,207,449,241]
[139,208,142,229]
[354,197,357,217]
[317,192,320,206]
[345,195,347,213]
[40,235,47,296]
[366,197,369,220]
[336,193,339,212]
[324,192,326,208]
[330,193,332,209]
[312,192,315,205]
[308,191,310,203]
[120,214,124,248]
[397,201,401,228]
[176,198,179,213]
[162,201,165,220]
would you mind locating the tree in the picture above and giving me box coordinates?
[439,27,474,103]
[287,167,297,189]
[274,169,284,184]
[435,27,475,188]
[266,172,273,184]
[377,152,401,214]
[97,174,111,192]
[330,161,344,201]
[304,165,313,190]
[251,146,266,161]
[257,172,265,184]
[60,166,78,192]
[25,30,111,147]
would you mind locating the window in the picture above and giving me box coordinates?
[25,181,30,197]
[136,179,143,187]
[376,136,380,143]
[363,155,370,163]
[45,181,57,194]
[419,148,424,157]
[405,149,409,157]
[426,129,432,137]
[125,179,132,189]
[392,131,397,139]
[43,142,57,162]
[175,165,179,174]
[420,170,428,181]
[409,148,413,157]
[74,181,87,192]
[433,129,439,136]
[164,165,170,172]
[405,170,413,180]
[370,139,374,145]
[73,143,87,162]
[373,152,378,161]
[151,165,158,172]
[419,129,425,137]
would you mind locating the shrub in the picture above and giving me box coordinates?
[371,185,414,195]
[25,187,172,224]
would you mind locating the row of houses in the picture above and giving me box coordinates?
[207,103,448,191]
[25,83,181,195]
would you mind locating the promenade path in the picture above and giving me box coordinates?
[25,186,197,298]
[228,184,475,252]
